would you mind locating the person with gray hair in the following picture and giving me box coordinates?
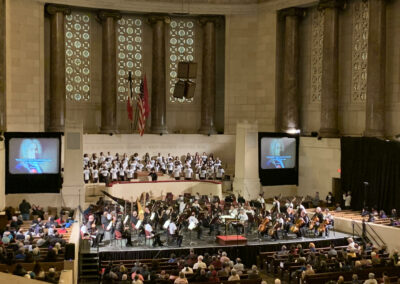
[363,273,378,284]
[233,258,244,273]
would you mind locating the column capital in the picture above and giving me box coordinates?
[148,15,168,25]
[97,10,121,22]
[318,0,346,10]
[280,7,305,18]
[46,4,71,16]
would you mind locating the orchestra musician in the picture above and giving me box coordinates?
[323,208,334,237]
[298,210,309,238]
[208,212,222,236]
[167,220,183,247]
[271,213,284,241]
[236,209,249,235]
[144,220,163,247]
[311,207,324,237]
[188,212,202,239]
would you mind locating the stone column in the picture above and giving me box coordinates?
[280,8,303,133]
[46,5,71,132]
[233,121,260,200]
[0,0,5,132]
[99,11,120,134]
[319,0,344,138]
[199,18,217,135]
[365,0,386,137]
[149,16,168,134]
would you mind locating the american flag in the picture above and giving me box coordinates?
[137,75,150,136]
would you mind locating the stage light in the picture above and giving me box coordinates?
[286,128,300,134]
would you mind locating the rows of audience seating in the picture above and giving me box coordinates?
[101,249,263,284]
[262,239,400,284]
[0,200,75,282]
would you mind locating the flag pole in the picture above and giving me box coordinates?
[127,71,134,132]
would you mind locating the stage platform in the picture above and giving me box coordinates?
[307,209,400,252]
[87,230,353,267]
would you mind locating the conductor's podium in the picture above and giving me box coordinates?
[216,235,248,245]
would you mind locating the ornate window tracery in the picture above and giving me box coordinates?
[65,12,91,101]
[168,19,196,103]
[116,16,143,102]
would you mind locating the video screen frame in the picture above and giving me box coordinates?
[258,132,299,186]
[260,137,297,169]
[4,132,63,194]
[8,137,60,174]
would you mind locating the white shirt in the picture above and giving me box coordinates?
[119,168,125,176]
[83,157,90,166]
[126,168,134,179]
[229,208,238,217]
[173,166,182,178]
[184,168,193,178]
[92,169,99,179]
[188,216,199,225]
[167,162,174,171]
[101,169,109,177]
[83,169,90,180]
[168,222,177,235]
[344,194,352,207]
[238,213,248,222]
[200,169,207,178]
[179,202,186,213]
[110,168,118,180]
[144,223,153,234]
[216,168,225,178]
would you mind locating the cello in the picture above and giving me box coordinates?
[290,217,305,233]
[258,217,270,233]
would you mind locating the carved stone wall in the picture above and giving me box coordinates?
[351,0,369,103]
[310,7,324,103]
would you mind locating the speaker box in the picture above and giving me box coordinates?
[64,243,75,260]
[177,62,197,79]
[173,80,186,99]
[185,81,196,98]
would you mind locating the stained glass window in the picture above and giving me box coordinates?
[65,12,91,101]
[168,19,196,103]
[116,16,143,102]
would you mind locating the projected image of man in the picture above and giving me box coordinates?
[15,139,44,173]
[266,139,287,168]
